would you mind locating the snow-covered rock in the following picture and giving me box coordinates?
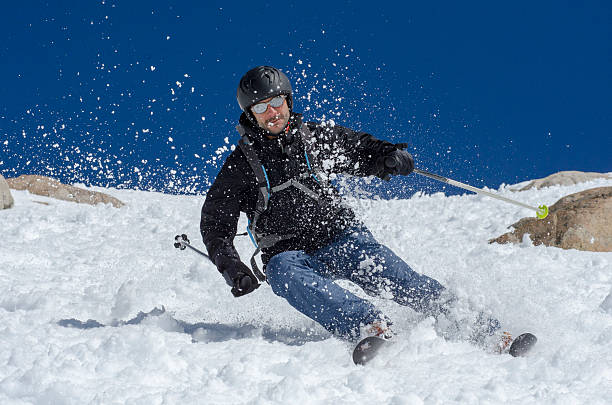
[516,170,611,191]
[6,174,124,208]
[0,174,14,209]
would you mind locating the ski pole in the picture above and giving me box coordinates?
[174,234,260,296]
[173,234,213,262]
[412,168,549,219]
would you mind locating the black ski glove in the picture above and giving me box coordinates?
[215,256,260,297]
[376,148,414,180]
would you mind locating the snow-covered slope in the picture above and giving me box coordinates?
[1,178,612,404]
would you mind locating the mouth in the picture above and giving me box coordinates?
[266,115,283,127]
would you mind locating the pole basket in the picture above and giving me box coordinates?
[174,234,189,250]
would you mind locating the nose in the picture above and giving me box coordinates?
[265,104,282,116]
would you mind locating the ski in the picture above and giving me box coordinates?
[352,336,388,365]
[508,332,537,357]
[352,332,536,366]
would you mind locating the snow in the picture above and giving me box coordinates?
[1,178,612,404]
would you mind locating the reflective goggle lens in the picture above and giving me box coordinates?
[252,95,285,114]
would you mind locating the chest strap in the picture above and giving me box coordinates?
[236,123,325,280]
[271,177,320,201]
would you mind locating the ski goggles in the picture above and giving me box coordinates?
[251,95,286,114]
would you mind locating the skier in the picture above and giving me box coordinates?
[200,66,513,351]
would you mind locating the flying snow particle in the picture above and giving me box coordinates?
[150,66,156,71]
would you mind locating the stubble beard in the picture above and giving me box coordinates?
[261,112,289,135]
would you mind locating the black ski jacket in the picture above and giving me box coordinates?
[200,112,400,270]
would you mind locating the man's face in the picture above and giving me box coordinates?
[251,95,290,135]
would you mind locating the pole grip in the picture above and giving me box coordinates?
[384,155,398,168]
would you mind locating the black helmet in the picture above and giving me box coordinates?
[237,66,293,113]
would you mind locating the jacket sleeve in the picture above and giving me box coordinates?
[307,122,400,177]
[200,152,251,268]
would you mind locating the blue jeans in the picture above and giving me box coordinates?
[265,225,445,338]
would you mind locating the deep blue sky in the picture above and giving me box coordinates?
[1,1,610,197]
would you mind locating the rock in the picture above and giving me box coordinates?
[1,174,15,209]
[6,175,124,208]
[490,187,612,252]
[517,171,611,191]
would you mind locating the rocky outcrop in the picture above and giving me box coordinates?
[6,175,124,208]
[517,171,611,191]
[0,174,14,209]
[490,187,612,252]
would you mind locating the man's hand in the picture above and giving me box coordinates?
[216,256,260,297]
[376,149,414,179]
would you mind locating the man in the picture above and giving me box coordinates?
[200,66,500,344]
